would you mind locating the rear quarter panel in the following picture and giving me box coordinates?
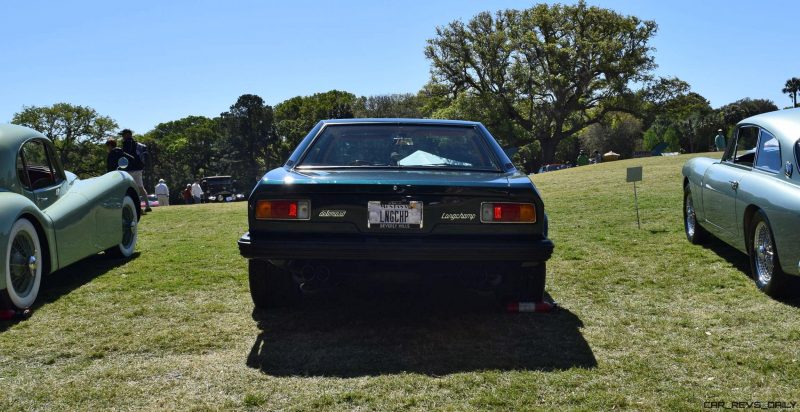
[737,171,800,276]
[71,171,139,251]
[46,171,137,268]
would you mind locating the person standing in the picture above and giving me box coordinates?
[155,179,170,206]
[576,150,589,166]
[104,139,135,172]
[119,129,152,212]
[191,180,204,204]
[714,129,726,151]
[182,184,193,204]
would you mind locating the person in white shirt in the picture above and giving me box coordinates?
[191,181,204,204]
[155,179,170,206]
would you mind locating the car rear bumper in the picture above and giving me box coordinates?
[238,232,554,262]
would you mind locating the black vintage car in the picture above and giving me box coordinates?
[200,175,244,202]
[238,119,554,309]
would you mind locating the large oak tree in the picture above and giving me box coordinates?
[425,1,660,163]
[13,103,118,177]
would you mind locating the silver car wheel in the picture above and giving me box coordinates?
[4,219,43,308]
[753,221,774,285]
[685,192,696,238]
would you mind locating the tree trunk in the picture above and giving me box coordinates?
[540,138,559,165]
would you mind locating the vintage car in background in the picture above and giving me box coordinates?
[141,194,159,209]
[239,119,554,309]
[537,163,571,173]
[201,175,246,202]
[683,108,800,297]
[1,124,141,311]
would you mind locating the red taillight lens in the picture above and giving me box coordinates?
[255,200,309,220]
[481,202,536,223]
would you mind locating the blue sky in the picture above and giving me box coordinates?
[2,0,798,134]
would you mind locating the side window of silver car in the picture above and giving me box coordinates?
[754,130,781,173]
[795,140,800,173]
[730,126,758,167]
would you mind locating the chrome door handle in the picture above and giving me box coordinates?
[729,180,739,190]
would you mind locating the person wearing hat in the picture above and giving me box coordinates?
[104,138,135,173]
[714,129,726,152]
[119,128,152,212]
[155,178,170,206]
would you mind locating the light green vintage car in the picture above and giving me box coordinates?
[683,108,800,297]
[1,124,141,311]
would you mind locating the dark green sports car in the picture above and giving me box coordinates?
[238,119,554,309]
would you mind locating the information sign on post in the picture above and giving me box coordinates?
[627,166,643,228]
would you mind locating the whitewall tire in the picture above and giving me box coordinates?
[4,218,43,309]
[107,196,138,258]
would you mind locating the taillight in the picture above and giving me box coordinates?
[255,200,310,220]
[480,202,536,223]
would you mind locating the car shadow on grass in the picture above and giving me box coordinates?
[700,237,800,307]
[247,275,596,377]
[700,236,751,275]
[0,252,139,332]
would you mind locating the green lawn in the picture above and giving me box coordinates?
[2,154,799,410]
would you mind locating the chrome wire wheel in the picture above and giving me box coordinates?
[684,185,706,244]
[121,201,136,250]
[4,219,42,309]
[10,232,37,298]
[753,221,775,285]
[685,192,696,238]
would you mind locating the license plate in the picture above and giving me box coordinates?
[368,201,423,229]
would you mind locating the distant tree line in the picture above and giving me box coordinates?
[10,1,797,195]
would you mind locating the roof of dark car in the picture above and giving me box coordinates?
[319,118,482,127]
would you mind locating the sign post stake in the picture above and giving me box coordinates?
[633,180,640,229]
[626,166,643,229]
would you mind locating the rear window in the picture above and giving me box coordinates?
[754,130,781,173]
[297,124,501,171]
[796,139,800,168]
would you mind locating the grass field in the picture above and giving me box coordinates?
[2,153,799,411]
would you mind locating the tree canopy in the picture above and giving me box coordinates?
[782,77,800,108]
[219,94,279,185]
[12,103,117,178]
[425,1,662,163]
[274,90,358,152]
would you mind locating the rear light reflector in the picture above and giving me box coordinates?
[481,202,536,223]
[255,200,310,220]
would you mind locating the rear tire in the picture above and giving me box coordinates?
[106,196,138,258]
[249,259,301,310]
[496,263,546,303]
[3,218,43,310]
[684,184,708,244]
[750,210,793,298]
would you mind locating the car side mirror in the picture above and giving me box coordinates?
[118,157,129,170]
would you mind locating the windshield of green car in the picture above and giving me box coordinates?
[296,124,502,171]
